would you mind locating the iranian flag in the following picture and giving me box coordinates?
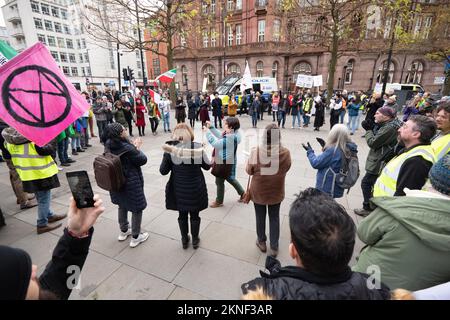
[156,68,177,83]
[148,89,161,104]
[0,40,17,66]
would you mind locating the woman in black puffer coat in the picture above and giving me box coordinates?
[160,123,211,249]
[105,123,149,248]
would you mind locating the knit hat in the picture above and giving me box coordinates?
[0,246,32,300]
[429,154,450,195]
[107,123,124,139]
[377,106,397,118]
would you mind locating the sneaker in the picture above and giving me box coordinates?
[209,201,223,208]
[57,166,63,171]
[76,148,85,152]
[130,232,149,248]
[118,228,132,241]
[354,208,372,217]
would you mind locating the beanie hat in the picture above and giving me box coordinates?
[107,123,124,139]
[377,106,397,118]
[429,154,450,195]
[0,246,32,300]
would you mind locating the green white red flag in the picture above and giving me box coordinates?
[156,68,177,83]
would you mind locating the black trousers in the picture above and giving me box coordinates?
[254,203,280,250]
[149,117,159,133]
[361,172,379,210]
[126,118,133,136]
[214,115,222,128]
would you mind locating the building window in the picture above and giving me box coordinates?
[181,65,188,85]
[71,67,78,76]
[344,60,354,84]
[256,61,264,77]
[66,39,73,49]
[51,6,59,18]
[273,19,281,42]
[235,24,242,45]
[47,36,56,47]
[81,67,85,76]
[211,0,216,13]
[63,25,70,35]
[405,60,423,84]
[44,20,53,31]
[236,0,242,10]
[153,58,161,77]
[60,52,68,63]
[54,22,62,33]
[211,28,217,47]
[227,25,233,46]
[383,16,392,39]
[84,53,89,63]
[41,4,50,15]
[51,51,59,62]
[423,16,432,39]
[203,30,209,48]
[69,53,76,63]
[258,20,265,42]
[62,66,70,76]
[227,63,241,75]
[203,64,216,86]
[79,53,83,63]
[57,37,65,48]
[61,9,68,20]
[86,67,91,76]
[293,62,312,82]
[272,61,279,79]
[413,16,422,38]
[137,63,141,70]
[37,34,47,45]
[227,0,234,11]
[376,60,394,83]
[31,1,40,13]
[34,18,43,30]
[82,39,86,49]
[202,2,208,14]
[77,39,81,49]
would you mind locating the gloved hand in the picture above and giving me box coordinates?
[361,119,375,131]
[316,137,325,148]
[302,142,312,152]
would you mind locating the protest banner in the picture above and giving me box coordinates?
[296,74,313,88]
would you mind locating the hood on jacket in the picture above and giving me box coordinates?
[372,196,450,251]
[162,141,204,162]
[1,127,29,145]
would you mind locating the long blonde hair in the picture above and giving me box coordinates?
[172,123,194,142]
[324,124,351,157]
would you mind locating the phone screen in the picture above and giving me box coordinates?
[66,171,95,208]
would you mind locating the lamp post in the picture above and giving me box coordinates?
[117,43,122,92]
[135,0,147,103]
[86,48,93,83]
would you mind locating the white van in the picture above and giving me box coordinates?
[373,83,424,109]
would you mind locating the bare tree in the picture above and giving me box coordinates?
[81,0,198,101]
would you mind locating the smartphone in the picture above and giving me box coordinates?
[66,171,95,208]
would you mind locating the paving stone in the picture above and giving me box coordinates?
[89,218,130,258]
[115,232,195,282]
[168,286,208,300]
[10,232,60,269]
[86,264,175,300]
[0,217,35,246]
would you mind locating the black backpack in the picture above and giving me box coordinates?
[93,150,127,192]
[336,147,360,192]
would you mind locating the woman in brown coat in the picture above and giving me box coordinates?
[246,123,291,258]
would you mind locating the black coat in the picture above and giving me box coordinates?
[314,101,325,128]
[106,138,147,212]
[212,98,223,116]
[160,141,211,212]
[242,256,391,300]
[188,101,197,119]
[39,227,93,300]
[365,98,384,123]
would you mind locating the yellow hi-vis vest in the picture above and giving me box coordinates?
[431,133,450,161]
[5,142,58,182]
[373,145,436,197]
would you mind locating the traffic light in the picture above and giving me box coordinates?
[129,68,135,80]
[122,68,129,81]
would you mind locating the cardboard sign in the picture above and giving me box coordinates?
[0,42,90,146]
[296,74,313,88]
[313,75,323,87]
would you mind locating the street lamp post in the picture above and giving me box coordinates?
[135,0,147,103]
[117,43,122,92]
[382,13,398,97]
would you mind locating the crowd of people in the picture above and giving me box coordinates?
[0,82,449,300]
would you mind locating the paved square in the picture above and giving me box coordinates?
[0,112,370,299]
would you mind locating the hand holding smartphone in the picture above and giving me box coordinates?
[66,171,95,208]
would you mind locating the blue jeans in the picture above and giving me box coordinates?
[347,115,358,134]
[252,113,258,127]
[163,112,170,131]
[292,113,301,127]
[339,109,346,123]
[36,190,54,227]
[302,114,310,125]
[277,111,286,127]
[57,138,69,163]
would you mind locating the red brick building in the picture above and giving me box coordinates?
[170,0,448,94]
[143,28,168,81]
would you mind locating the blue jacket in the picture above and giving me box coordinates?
[347,103,360,117]
[206,126,241,180]
[307,142,358,198]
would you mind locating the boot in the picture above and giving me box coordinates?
[190,217,201,249]
[0,209,6,228]
[178,217,190,249]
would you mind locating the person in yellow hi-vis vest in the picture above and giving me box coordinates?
[373,115,437,197]
[431,102,449,161]
[2,127,66,234]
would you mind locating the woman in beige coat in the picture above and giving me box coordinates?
[246,123,291,257]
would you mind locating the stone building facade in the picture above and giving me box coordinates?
[170,0,447,94]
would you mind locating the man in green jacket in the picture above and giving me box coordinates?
[352,154,450,291]
[355,106,402,217]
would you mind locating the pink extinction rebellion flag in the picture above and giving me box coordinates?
[0,42,90,146]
